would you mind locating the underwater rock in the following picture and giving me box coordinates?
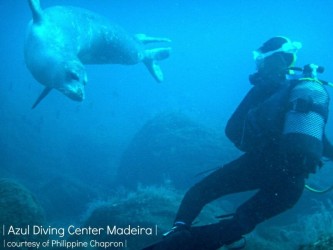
[37,175,98,223]
[299,235,333,250]
[117,112,237,189]
[66,185,225,250]
[0,179,47,249]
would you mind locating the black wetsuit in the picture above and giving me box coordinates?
[174,146,306,246]
[170,78,331,249]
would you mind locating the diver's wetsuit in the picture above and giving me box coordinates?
[174,146,306,245]
[170,78,330,249]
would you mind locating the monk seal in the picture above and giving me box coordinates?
[24,0,171,108]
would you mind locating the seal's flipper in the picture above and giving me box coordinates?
[135,34,171,44]
[143,47,171,82]
[32,87,52,109]
[28,0,43,23]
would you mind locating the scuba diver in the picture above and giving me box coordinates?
[143,36,333,250]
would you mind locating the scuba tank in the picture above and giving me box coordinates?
[284,64,332,161]
[286,64,333,193]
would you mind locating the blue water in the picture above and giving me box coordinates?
[1,0,333,245]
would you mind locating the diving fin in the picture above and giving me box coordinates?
[142,220,243,250]
[32,87,52,109]
[141,230,195,250]
[141,240,162,250]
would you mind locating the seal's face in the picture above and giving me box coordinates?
[56,60,88,101]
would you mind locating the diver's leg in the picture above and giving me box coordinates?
[174,152,261,225]
[170,172,306,250]
[233,172,305,234]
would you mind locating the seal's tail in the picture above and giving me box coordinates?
[143,47,171,82]
[136,34,171,82]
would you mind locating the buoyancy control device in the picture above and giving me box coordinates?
[225,64,333,160]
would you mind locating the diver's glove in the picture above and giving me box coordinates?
[163,221,188,238]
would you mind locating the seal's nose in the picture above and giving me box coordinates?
[73,88,85,101]
[65,85,85,101]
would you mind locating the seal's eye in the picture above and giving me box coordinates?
[69,71,79,81]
